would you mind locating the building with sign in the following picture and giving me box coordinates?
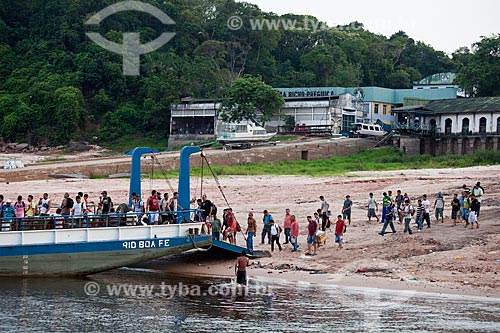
[169,82,459,143]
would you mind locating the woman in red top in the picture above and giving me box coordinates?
[290,215,299,252]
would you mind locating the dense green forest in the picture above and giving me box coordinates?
[0,0,498,145]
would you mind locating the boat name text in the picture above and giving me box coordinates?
[122,239,170,249]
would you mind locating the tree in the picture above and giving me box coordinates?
[52,86,86,144]
[455,35,500,97]
[220,76,284,127]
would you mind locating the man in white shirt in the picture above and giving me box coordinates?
[319,195,329,231]
[422,194,431,229]
[472,182,484,218]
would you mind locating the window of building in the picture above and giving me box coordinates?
[479,117,487,133]
[445,118,452,134]
[374,104,379,114]
[497,117,500,134]
[462,118,470,134]
[383,105,387,115]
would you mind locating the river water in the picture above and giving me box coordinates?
[1,268,499,333]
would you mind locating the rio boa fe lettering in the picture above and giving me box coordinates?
[122,239,170,249]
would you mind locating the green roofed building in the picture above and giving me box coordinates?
[392,97,500,155]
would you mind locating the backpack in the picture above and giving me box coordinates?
[66,198,74,209]
[211,203,217,216]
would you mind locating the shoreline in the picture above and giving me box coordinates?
[138,256,500,299]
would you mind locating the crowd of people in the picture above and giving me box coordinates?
[369,181,485,236]
[1,181,486,258]
[207,181,486,257]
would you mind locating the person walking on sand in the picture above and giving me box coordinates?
[342,195,353,225]
[283,208,292,244]
[261,210,273,244]
[335,215,346,249]
[367,192,379,223]
[422,194,431,229]
[395,190,404,223]
[381,192,391,224]
[415,199,424,232]
[434,192,445,223]
[403,199,414,235]
[451,193,460,227]
[379,203,396,236]
[235,250,250,286]
[468,193,480,229]
[245,212,257,255]
[269,220,282,252]
[290,215,299,252]
[472,182,484,219]
[319,196,329,231]
[305,216,318,255]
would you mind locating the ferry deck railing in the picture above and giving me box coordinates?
[0,209,204,232]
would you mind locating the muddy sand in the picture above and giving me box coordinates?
[1,160,499,298]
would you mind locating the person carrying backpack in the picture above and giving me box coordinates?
[61,193,73,216]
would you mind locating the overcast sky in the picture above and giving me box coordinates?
[242,0,500,54]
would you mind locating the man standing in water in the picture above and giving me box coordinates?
[235,250,250,286]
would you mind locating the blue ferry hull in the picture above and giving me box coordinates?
[0,235,211,277]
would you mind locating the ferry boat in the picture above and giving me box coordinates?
[0,215,209,277]
[350,123,388,137]
[216,122,277,148]
[0,146,209,277]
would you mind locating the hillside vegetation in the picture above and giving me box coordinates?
[0,1,498,145]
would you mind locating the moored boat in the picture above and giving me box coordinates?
[216,122,277,148]
[0,146,210,277]
[350,122,388,137]
[0,215,209,277]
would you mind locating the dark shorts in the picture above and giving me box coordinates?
[343,211,351,219]
[367,208,376,218]
[451,210,459,219]
[236,271,247,285]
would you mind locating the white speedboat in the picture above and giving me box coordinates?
[216,122,277,148]
[350,123,387,137]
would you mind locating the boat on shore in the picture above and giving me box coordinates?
[0,146,210,277]
[0,214,209,277]
[350,122,388,137]
[216,122,277,149]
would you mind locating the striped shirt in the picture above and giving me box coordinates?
[416,204,424,217]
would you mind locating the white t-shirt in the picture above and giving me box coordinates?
[368,197,376,209]
[73,202,87,215]
[320,200,329,214]
[404,205,413,218]
[435,197,444,209]
[422,200,431,214]
[270,224,279,236]
[40,198,50,215]
[473,187,483,203]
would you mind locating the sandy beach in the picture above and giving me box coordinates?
[1,153,499,298]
